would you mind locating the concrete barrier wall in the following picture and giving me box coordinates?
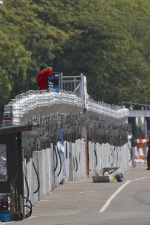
[24,140,131,206]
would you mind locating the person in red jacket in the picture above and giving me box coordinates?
[36,66,53,90]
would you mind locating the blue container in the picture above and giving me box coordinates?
[0,212,11,221]
[55,87,59,93]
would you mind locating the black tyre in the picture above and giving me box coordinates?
[18,211,24,220]
[12,212,21,221]
[115,173,124,182]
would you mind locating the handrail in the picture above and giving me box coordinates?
[2,89,129,126]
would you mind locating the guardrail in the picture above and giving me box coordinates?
[2,89,129,126]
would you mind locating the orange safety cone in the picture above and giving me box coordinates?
[137,138,145,164]
[134,145,139,164]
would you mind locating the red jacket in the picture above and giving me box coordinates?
[36,67,53,90]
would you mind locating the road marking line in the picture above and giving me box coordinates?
[1,223,14,224]
[133,176,150,181]
[99,176,150,213]
[99,180,131,213]
[27,216,37,219]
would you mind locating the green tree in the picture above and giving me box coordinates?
[1,0,150,113]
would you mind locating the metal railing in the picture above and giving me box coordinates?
[2,75,129,126]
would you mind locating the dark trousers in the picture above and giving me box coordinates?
[147,160,150,168]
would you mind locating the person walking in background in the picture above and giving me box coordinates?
[131,135,137,167]
[146,132,150,170]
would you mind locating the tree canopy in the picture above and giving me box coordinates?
[1,0,150,120]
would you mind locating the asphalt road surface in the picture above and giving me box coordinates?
[1,165,150,225]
